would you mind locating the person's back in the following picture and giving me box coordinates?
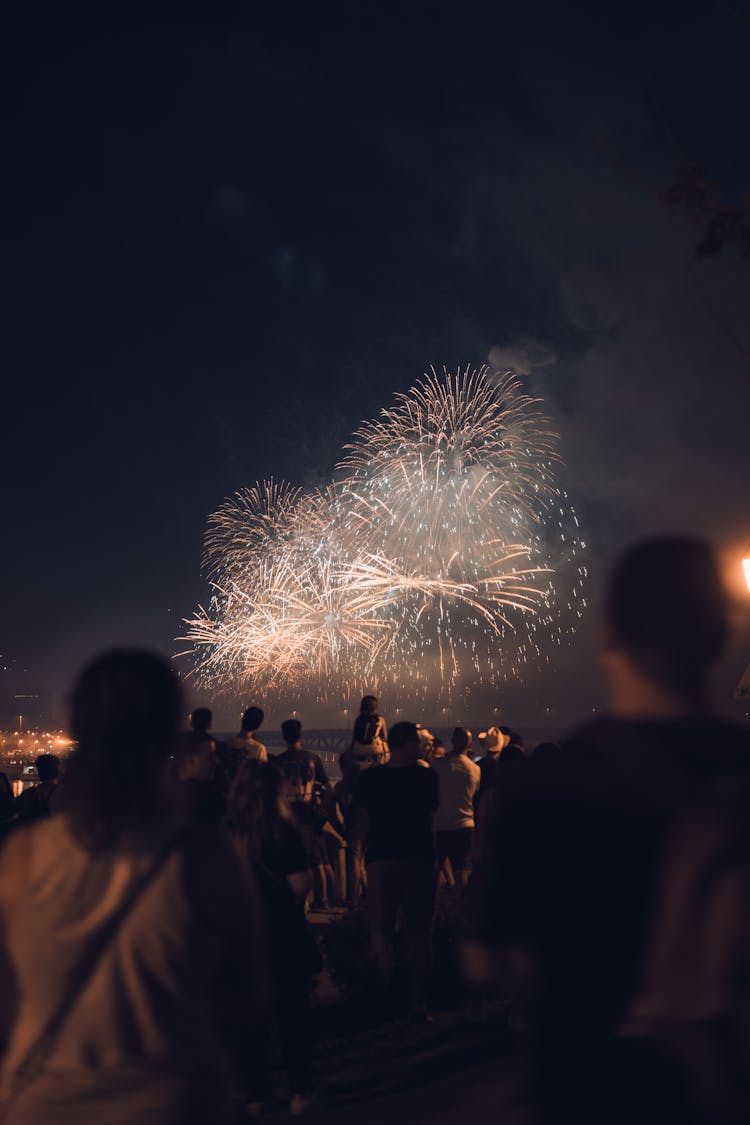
[275,719,329,787]
[464,537,750,1124]
[173,733,226,828]
[434,741,480,832]
[355,722,439,1015]
[351,696,388,764]
[0,651,264,1125]
[355,758,437,862]
[227,705,267,764]
[1,817,251,1077]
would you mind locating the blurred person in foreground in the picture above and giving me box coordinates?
[0,650,265,1125]
[355,721,439,1018]
[225,760,319,1116]
[463,537,750,1125]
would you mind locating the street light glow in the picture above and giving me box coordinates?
[743,558,750,593]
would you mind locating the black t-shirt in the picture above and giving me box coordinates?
[466,716,750,1043]
[274,747,330,786]
[261,818,309,879]
[355,764,439,862]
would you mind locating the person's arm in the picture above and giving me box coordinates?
[320,818,347,848]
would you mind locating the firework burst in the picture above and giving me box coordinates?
[181,366,586,699]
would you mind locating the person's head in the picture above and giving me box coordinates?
[360,695,379,715]
[451,727,472,755]
[190,707,212,733]
[241,706,264,734]
[35,753,60,782]
[64,650,182,851]
[603,537,729,710]
[388,721,421,762]
[281,717,302,747]
[225,760,286,858]
[477,726,509,755]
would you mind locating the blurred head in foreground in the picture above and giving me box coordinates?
[64,650,182,850]
[602,536,729,716]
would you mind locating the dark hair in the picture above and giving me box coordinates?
[281,717,302,744]
[225,760,286,862]
[64,650,182,851]
[360,695,378,714]
[35,753,60,782]
[388,721,419,753]
[190,707,212,732]
[605,537,729,694]
[353,712,379,745]
[451,727,471,753]
[241,706,264,733]
[508,729,524,748]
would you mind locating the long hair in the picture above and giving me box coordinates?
[63,650,182,851]
[225,760,288,863]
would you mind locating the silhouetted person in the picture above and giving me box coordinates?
[0,774,16,848]
[355,720,438,1018]
[14,753,60,824]
[464,537,750,1125]
[275,719,330,787]
[350,695,388,764]
[174,733,226,828]
[225,761,318,1115]
[433,727,480,889]
[335,750,374,909]
[228,706,268,765]
[0,650,265,1125]
[189,706,213,737]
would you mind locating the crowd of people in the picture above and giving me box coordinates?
[1,535,749,1124]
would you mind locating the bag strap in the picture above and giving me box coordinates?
[9,825,183,1092]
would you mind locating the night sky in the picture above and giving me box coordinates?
[4,4,750,728]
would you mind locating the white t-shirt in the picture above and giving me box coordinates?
[433,753,481,831]
[228,732,268,762]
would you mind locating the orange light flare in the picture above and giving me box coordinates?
[743,559,750,595]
